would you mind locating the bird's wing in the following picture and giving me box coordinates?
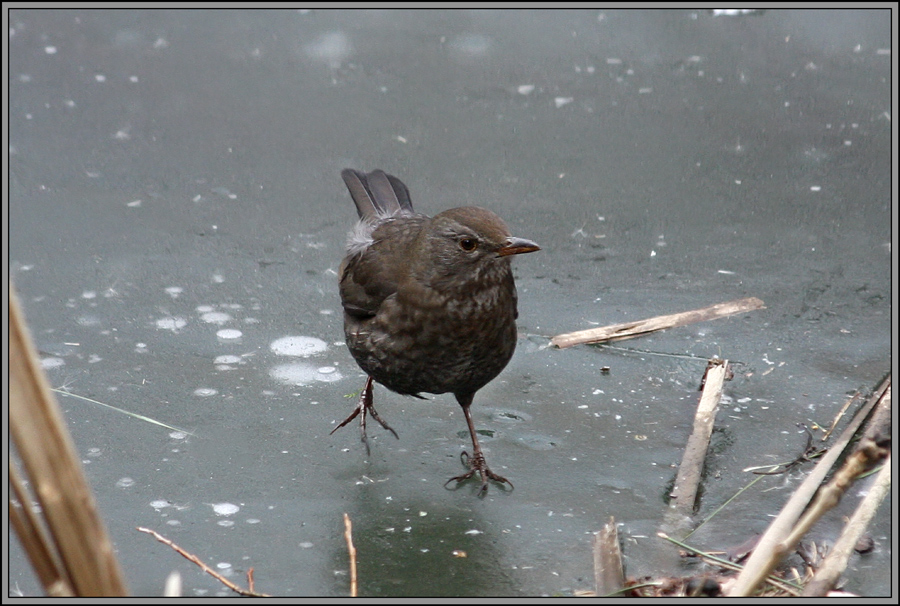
[339,216,426,318]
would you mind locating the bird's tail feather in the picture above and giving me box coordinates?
[341,169,414,220]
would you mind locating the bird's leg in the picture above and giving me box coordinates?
[330,376,399,455]
[444,396,513,496]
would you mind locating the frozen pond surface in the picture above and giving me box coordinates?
[8,9,892,597]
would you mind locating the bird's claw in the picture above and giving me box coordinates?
[331,377,398,455]
[444,450,513,496]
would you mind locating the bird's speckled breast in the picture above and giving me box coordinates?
[344,270,519,398]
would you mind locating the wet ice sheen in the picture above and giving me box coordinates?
[212,502,240,516]
[268,336,339,384]
[201,311,232,325]
[214,355,243,365]
[303,31,353,67]
[40,357,65,369]
[156,317,187,331]
[270,335,328,357]
[269,363,342,386]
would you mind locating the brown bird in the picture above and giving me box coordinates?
[331,169,540,495]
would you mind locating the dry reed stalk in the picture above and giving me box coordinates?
[593,517,625,596]
[802,451,891,596]
[9,286,129,596]
[8,461,74,596]
[728,376,890,596]
[668,360,728,516]
[550,297,765,349]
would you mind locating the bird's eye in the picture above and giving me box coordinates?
[459,238,478,252]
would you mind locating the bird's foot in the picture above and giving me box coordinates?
[330,377,398,455]
[444,451,513,497]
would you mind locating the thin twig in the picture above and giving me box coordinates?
[821,391,861,442]
[684,470,773,541]
[343,513,358,597]
[750,424,825,476]
[137,527,270,597]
